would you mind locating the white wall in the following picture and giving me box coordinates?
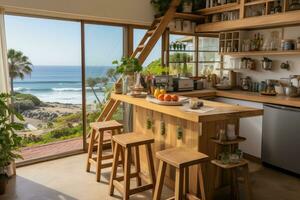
[224,26,300,83]
[0,0,154,25]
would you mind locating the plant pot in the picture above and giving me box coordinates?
[122,73,135,94]
[182,2,193,13]
[6,162,16,178]
[0,176,8,195]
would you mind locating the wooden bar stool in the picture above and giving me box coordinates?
[86,120,123,182]
[153,147,209,200]
[109,133,156,200]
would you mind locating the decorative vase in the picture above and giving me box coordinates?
[122,73,135,94]
[6,162,16,178]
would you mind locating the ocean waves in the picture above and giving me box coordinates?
[14,87,103,92]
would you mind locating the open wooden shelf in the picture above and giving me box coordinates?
[174,13,204,21]
[196,10,300,32]
[197,2,240,15]
[210,136,246,145]
[211,159,248,169]
[245,0,266,6]
[169,31,201,36]
[219,50,300,56]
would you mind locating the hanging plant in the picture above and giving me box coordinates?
[160,121,166,135]
[147,117,153,130]
[176,126,183,140]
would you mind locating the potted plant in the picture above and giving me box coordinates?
[113,57,143,94]
[150,0,172,17]
[182,0,194,13]
[0,93,23,195]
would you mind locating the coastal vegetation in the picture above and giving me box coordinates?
[16,65,123,147]
[7,49,33,93]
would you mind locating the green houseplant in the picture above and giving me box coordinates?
[113,57,143,94]
[113,57,143,75]
[0,93,23,195]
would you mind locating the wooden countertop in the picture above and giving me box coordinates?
[111,93,263,123]
[176,90,300,108]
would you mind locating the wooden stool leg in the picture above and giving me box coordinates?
[153,160,167,200]
[146,143,156,186]
[86,129,96,172]
[124,147,132,200]
[117,128,125,169]
[198,164,206,200]
[96,130,104,182]
[243,165,253,200]
[134,146,142,186]
[111,129,117,154]
[230,168,239,200]
[175,168,184,200]
[109,143,120,196]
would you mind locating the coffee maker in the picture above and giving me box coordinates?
[153,75,174,92]
[265,79,277,93]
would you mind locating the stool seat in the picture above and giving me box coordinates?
[90,120,122,131]
[156,147,209,168]
[113,132,154,148]
[153,147,209,200]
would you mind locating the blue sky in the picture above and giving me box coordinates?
[5,15,161,67]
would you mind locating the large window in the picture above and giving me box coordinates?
[198,37,220,76]
[134,28,161,67]
[84,23,124,141]
[5,15,83,163]
[169,34,196,76]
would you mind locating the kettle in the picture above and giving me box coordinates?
[285,82,299,97]
[240,76,251,91]
[261,57,273,70]
[280,61,290,70]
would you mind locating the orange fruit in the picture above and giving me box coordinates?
[164,94,171,101]
[158,94,165,101]
[171,95,179,102]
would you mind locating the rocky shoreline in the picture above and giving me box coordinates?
[21,102,81,122]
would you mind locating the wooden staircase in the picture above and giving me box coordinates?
[89,0,181,131]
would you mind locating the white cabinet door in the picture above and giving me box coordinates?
[214,97,263,158]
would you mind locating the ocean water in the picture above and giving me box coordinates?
[14,65,112,104]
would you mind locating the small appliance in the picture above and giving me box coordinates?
[173,77,194,91]
[153,75,174,92]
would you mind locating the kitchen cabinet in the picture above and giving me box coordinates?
[214,97,263,158]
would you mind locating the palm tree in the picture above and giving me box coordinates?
[7,49,33,93]
[86,77,101,104]
[106,68,118,82]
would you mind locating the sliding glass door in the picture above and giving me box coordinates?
[5,15,83,163]
[84,23,124,143]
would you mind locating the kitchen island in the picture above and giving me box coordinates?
[111,93,263,199]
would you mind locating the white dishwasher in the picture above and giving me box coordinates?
[214,97,263,158]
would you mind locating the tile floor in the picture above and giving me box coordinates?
[2,153,300,200]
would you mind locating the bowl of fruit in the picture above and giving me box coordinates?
[146,88,186,106]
